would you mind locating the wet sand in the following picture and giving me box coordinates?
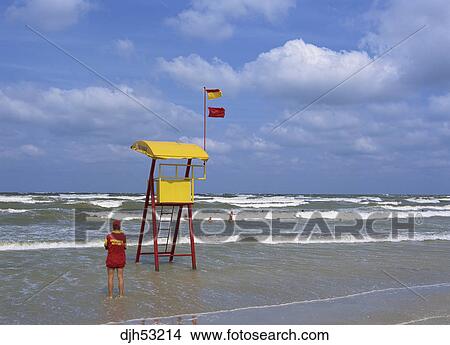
[3,240,450,324]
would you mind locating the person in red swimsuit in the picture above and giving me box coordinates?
[104,219,126,298]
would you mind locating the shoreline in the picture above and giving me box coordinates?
[116,281,450,325]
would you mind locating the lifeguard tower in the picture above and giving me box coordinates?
[131,140,208,271]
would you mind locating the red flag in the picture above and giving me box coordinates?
[208,107,225,118]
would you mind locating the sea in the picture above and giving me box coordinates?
[2,193,450,324]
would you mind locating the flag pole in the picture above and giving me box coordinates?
[203,86,206,151]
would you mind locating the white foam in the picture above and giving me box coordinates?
[412,210,450,218]
[198,195,308,208]
[379,205,450,211]
[296,210,340,219]
[296,210,450,219]
[400,314,450,325]
[0,193,145,206]
[2,231,450,252]
[223,235,241,243]
[0,241,105,251]
[261,233,450,245]
[375,201,401,206]
[0,208,30,214]
[304,197,383,203]
[56,193,112,200]
[0,236,200,251]
[196,194,254,200]
[89,200,124,208]
[0,195,48,204]
[121,216,142,221]
[57,194,144,203]
[406,197,441,204]
[264,211,273,220]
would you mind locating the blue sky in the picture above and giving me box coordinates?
[1,0,450,194]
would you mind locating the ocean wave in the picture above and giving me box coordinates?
[56,193,112,200]
[406,197,441,204]
[56,193,144,201]
[2,193,448,209]
[0,241,105,251]
[2,232,450,251]
[198,232,450,245]
[374,201,402,206]
[379,205,450,211]
[0,194,145,207]
[296,209,450,219]
[89,200,124,208]
[0,195,49,204]
[0,237,201,251]
[201,195,386,206]
[0,208,30,214]
[198,195,308,208]
[260,233,450,245]
[304,197,383,203]
[121,216,143,221]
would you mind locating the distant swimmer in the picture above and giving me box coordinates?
[208,216,212,223]
[104,219,126,298]
[228,211,235,222]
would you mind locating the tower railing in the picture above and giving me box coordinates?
[156,162,206,204]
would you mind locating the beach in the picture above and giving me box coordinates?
[2,193,450,324]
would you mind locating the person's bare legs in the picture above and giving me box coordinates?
[117,268,125,297]
[107,268,115,298]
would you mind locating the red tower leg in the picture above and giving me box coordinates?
[135,159,156,263]
[187,204,197,270]
[150,161,159,271]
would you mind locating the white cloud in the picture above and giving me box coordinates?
[235,135,279,152]
[0,84,201,143]
[0,144,45,158]
[6,0,92,31]
[159,0,450,173]
[178,132,279,156]
[361,0,450,87]
[160,39,399,103]
[159,55,240,93]
[429,92,450,114]
[299,108,360,131]
[179,136,231,154]
[353,137,377,154]
[0,84,214,163]
[114,39,135,58]
[261,95,450,169]
[162,0,450,105]
[167,10,233,41]
[167,0,295,40]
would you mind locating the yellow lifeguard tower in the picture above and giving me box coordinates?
[131,140,208,271]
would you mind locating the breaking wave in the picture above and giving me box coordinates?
[2,232,450,251]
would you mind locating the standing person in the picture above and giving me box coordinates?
[104,219,126,298]
[228,210,235,222]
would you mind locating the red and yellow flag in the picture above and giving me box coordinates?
[208,107,225,118]
[206,88,222,100]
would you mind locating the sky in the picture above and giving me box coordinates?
[0,0,450,194]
